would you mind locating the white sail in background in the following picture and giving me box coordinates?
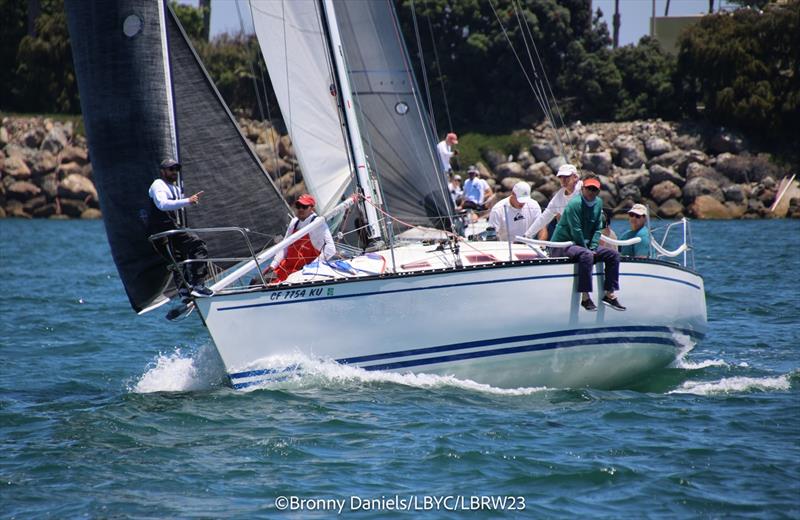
[250,0,351,214]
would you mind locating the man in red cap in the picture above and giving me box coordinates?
[436,132,459,174]
[260,193,336,283]
[550,174,625,312]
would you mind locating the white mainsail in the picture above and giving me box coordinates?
[250,0,352,214]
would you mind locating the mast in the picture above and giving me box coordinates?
[318,0,383,242]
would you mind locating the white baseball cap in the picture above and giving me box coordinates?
[556,164,578,177]
[512,181,532,202]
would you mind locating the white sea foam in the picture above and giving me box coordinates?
[132,343,227,393]
[237,353,549,396]
[673,358,729,370]
[668,375,792,395]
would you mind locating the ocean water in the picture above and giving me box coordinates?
[1,219,798,518]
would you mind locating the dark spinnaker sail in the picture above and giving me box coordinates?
[66,1,290,312]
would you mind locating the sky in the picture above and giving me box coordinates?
[185,0,739,47]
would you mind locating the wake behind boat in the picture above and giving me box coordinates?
[66,0,706,391]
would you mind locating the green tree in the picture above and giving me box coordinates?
[170,1,205,43]
[0,0,27,110]
[612,36,678,120]
[677,0,800,144]
[397,0,627,131]
[13,0,79,113]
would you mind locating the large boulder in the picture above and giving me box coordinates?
[650,180,682,203]
[619,184,641,201]
[683,177,724,204]
[81,208,103,219]
[516,150,535,168]
[494,161,525,180]
[500,177,522,191]
[58,173,98,201]
[689,195,732,219]
[722,184,747,203]
[277,135,294,159]
[581,151,613,176]
[547,156,567,173]
[22,195,47,213]
[724,201,747,218]
[255,142,278,164]
[531,141,557,162]
[685,162,731,187]
[524,162,552,187]
[6,181,41,202]
[32,203,58,218]
[60,145,89,165]
[482,149,506,169]
[598,174,618,199]
[583,133,603,153]
[537,180,561,199]
[41,126,68,154]
[611,135,645,169]
[21,128,45,149]
[657,199,684,218]
[649,149,689,174]
[2,156,31,180]
[60,198,88,218]
[644,137,671,158]
[616,168,650,190]
[29,150,58,176]
[648,164,684,187]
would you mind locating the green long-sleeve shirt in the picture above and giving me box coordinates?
[551,195,603,249]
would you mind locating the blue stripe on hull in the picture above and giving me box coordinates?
[228,325,702,386]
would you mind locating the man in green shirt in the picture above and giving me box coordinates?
[619,204,652,258]
[551,174,625,312]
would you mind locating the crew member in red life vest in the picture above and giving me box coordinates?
[262,193,336,283]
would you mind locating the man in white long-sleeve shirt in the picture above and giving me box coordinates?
[147,158,211,297]
[436,132,458,174]
[264,193,336,283]
[488,181,542,242]
[523,163,583,240]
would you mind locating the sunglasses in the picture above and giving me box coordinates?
[584,186,600,192]
[628,213,644,218]
[294,203,310,209]
[167,166,181,172]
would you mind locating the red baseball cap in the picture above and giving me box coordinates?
[296,193,316,206]
[583,178,601,189]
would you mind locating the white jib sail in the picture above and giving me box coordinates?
[250,0,352,214]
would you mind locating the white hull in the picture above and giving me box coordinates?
[196,254,707,390]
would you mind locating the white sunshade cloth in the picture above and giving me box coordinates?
[250,0,352,214]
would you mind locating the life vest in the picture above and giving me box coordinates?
[273,216,321,282]
[143,181,181,236]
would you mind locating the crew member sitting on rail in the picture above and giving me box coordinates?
[619,203,652,258]
[260,193,336,284]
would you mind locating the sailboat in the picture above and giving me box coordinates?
[66,0,707,390]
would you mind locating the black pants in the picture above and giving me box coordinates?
[155,231,208,288]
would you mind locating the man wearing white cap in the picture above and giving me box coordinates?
[619,203,652,258]
[523,163,582,240]
[488,182,542,242]
[436,132,459,174]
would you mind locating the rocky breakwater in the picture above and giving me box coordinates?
[0,116,306,220]
[487,120,799,219]
[1,116,98,219]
